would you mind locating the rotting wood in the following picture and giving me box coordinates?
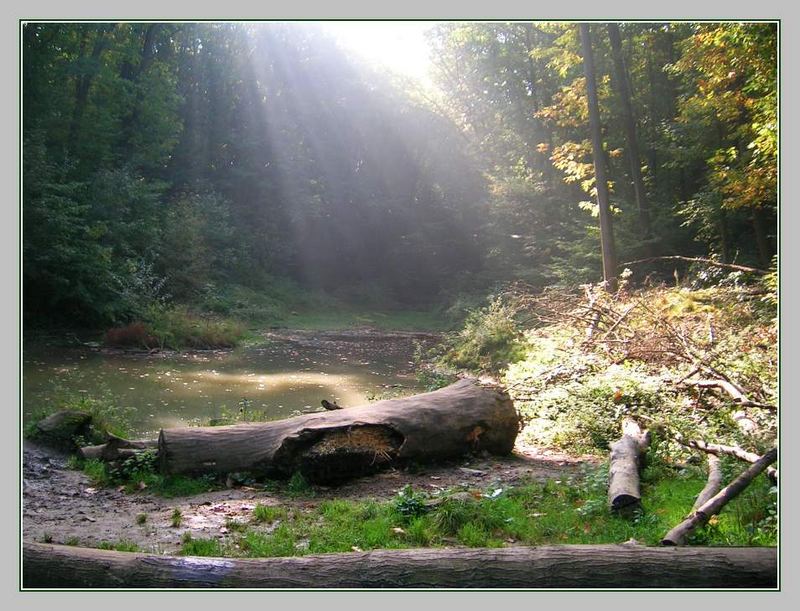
[608,418,650,515]
[22,542,777,589]
[661,447,777,546]
[158,379,518,485]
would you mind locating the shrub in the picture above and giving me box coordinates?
[441,297,525,371]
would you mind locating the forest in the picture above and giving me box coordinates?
[22,21,778,589]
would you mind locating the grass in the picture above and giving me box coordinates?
[283,308,450,332]
[155,467,776,560]
[98,539,140,552]
[74,457,220,497]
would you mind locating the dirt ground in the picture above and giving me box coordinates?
[23,440,595,555]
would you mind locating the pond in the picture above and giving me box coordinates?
[23,331,433,438]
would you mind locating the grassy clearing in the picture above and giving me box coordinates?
[283,308,450,332]
[165,466,774,559]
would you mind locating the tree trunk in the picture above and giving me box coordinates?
[22,542,777,589]
[158,379,519,484]
[608,419,650,514]
[607,23,653,250]
[579,23,618,291]
[67,26,109,156]
[661,447,777,546]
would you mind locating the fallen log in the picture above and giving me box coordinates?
[693,454,722,511]
[608,418,650,515]
[158,379,518,484]
[661,447,777,546]
[22,542,777,589]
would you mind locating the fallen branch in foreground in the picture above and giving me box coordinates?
[661,447,777,546]
[23,542,777,589]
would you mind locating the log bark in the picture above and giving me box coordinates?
[661,447,777,546]
[608,419,650,514]
[693,454,723,511]
[158,379,518,484]
[22,542,777,589]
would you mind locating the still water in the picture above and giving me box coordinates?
[23,332,427,437]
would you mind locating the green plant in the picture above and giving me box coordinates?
[171,508,183,528]
[98,539,140,553]
[136,513,148,525]
[286,472,314,498]
[253,504,287,524]
[393,485,429,523]
[180,535,223,557]
[441,297,525,372]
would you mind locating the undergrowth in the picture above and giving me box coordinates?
[159,467,775,559]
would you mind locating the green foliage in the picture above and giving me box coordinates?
[286,472,314,498]
[393,485,430,523]
[252,504,287,524]
[161,470,776,559]
[441,298,526,372]
[98,539,140,553]
[170,508,183,528]
[180,535,223,557]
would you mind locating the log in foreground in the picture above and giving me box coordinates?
[608,419,650,514]
[23,542,777,589]
[159,379,519,484]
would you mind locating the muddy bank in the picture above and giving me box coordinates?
[23,439,594,555]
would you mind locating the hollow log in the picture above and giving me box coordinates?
[661,447,777,546]
[608,419,650,514]
[22,542,777,589]
[158,379,518,484]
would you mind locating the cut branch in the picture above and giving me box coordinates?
[682,379,776,411]
[620,256,767,275]
[671,434,777,483]
[608,418,650,514]
[693,454,722,511]
[661,447,777,546]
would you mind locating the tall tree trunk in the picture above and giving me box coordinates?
[607,23,653,251]
[752,207,773,268]
[580,23,618,291]
[67,27,109,157]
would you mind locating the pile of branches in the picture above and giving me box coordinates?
[500,278,777,543]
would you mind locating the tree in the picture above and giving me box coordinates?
[579,24,617,290]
